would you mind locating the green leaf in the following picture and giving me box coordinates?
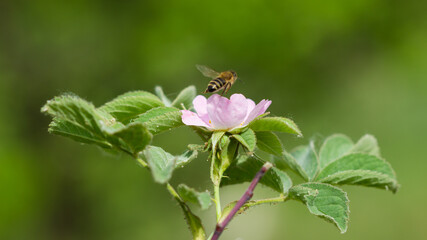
[99,91,164,123]
[233,128,256,152]
[177,184,212,210]
[167,184,206,240]
[47,117,112,148]
[221,156,293,194]
[210,131,225,153]
[316,153,399,192]
[210,133,238,185]
[289,183,349,233]
[255,131,283,156]
[141,146,198,183]
[134,110,183,135]
[42,95,154,155]
[249,117,302,137]
[219,136,239,174]
[106,122,152,156]
[171,85,196,109]
[319,134,354,170]
[278,141,318,181]
[209,131,226,185]
[132,107,178,123]
[187,144,208,152]
[42,95,106,137]
[142,146,176,184]
[350,134,381,157]
[154,86,172,107]
[176,149,198,168]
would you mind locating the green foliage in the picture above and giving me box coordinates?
[289,183,349,233]
[177,184,212,210]
[249,117,302,137]
[221,155,292,194]
[154,86,172,107]
[142,146,176,184]
[41,95,153,156]
[276,141,318,181]
[255,131,283,156]
[131,107,178,123]
[276,134,398,192]
[316,153,399,192]
[141,146,198,184]
[219,136,239,176]
[233,128,256,152]
[350,134,381,156]
[176,149,199,168]
[99,91,164,124]
[171,85,197,109]
[319,134,354,169]
[106,123,152,157]
[210,131,226,185]
[133,108,184,135]
[167,184,206,240]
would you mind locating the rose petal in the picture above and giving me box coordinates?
[243,99,272,126]
[244,99,256,123]
[192,95,210,124]
[180,110,211,128]
[207,94,248,129]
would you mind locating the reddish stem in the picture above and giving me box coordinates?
[211,162,273,240]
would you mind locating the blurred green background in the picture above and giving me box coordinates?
[1,0,426,239]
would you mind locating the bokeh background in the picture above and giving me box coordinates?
[1,0,426,239]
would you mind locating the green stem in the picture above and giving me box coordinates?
[214,184,221,221]
[136,157,148,168]
[166,183,181,201]
[243,195,288,208]
[212,162,273,240]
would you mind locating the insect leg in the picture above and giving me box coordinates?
[219,83,226,95]
[223,83,232,95]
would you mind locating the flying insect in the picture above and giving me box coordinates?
[196,65,238,95]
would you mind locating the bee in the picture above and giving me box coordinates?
[196,65,238,95]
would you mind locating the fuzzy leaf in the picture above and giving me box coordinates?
[221,156,292,194]
[210,131,226,185]
[255,131,283,156]
[249,117,302,137]
[142,146,198,183]
[171,85,196,109]
[42,95,106,137]
[233,128,256,152]
[132,107,178,123]
[177,184,212,210]
[278,141,318,181]
[142,146,176,184]
[289,183,349,233]
[154,86,172,107]
[176,149,198,168]
[316,153,399,192]
[99,91,164,123]
[47,118,112,148]
[187,144,208,152]
[134,110,183,135]
[350,134,381,157]
[106,122,152,156]
[42,94,156,156]
[319,134,354,170]
[168,185,206,240]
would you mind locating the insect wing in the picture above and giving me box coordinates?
[196,64,220,78]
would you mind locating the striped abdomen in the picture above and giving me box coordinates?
[206,78,226,92]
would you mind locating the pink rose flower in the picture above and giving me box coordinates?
[181,94,272,131]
